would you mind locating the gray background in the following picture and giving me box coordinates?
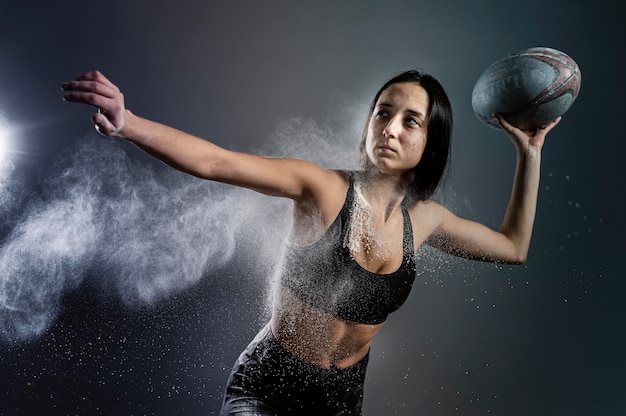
[0,0,623,415]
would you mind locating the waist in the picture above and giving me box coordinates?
[271,289,381,369]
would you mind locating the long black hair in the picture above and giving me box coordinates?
[359,70,453,204]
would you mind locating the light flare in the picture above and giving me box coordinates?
[0,114,14,160]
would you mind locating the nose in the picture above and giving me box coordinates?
[383,116,401,139]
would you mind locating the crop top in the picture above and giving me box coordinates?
[280,174,416,324]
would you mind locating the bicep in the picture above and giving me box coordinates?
[426,205,524,264]
[205,147,330,201]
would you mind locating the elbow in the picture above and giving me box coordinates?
[196,148,226,180]
[484,253,526,265]
[500,234,530,265]
[506,249,528,265]
[510,256,527,265]
[490,243,528,265]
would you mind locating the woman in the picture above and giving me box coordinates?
[62,69,560,415]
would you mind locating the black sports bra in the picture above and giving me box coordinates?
[280,174,416,324]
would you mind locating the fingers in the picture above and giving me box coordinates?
[537,116,561,134]
[61,70,122,104]
[74,70,119,91]
[494,113,562,137]
[61,82,121,105]
[494,112,538,148]
[61,71,124,112]
[493,113,517,134]
[62,81,118,98]
[525,117,562,142]
[62,90,120,112]
[62,70,126,137]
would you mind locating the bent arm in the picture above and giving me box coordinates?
[427,114,561,264]
[62,70,325,200]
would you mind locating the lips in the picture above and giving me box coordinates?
[377,144,396,153]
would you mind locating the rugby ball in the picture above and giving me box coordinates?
[472,47,581,130]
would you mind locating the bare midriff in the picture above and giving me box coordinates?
[270,288,383,370]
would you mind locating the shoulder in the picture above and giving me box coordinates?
[407,199,449,219]
[406,199,452,233]
[303,169,351,207]
[292,169,352,239]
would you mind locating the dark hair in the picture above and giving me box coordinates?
[359,70,453,203]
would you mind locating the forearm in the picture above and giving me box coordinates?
[117,110,314,199]
[119,110,220,179]
[498,147,542,262]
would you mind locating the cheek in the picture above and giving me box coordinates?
[361,129,374,161]
[410,135,427,155]
[367,121,379,137]
[365,124,378,147]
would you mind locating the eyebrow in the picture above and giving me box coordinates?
[378,102,426,121]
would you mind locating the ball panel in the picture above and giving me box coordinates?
[472,57,555,108]
[471,47,581,130]
[472,57,558,127]
[505,91,576,131]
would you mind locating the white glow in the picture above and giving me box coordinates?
[0,115,10,159]
[0,134,6,159]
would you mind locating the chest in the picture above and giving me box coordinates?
[346,206,406,274]
[281,221,417,324]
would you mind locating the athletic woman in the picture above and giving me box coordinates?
[62,69,560,415]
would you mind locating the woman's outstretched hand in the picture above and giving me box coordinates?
[494,113,561,154]
[62,70,127,137]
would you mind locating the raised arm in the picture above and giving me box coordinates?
[61,71,327,200]
[426,114,561,264]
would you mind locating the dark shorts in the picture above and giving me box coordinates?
[221,324,369,416]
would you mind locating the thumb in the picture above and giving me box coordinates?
[92,112,117,136]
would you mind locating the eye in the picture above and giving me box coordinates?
[406,117,421,126]
[375,109,389,118]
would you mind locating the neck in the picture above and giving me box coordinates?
[357,169,412,222]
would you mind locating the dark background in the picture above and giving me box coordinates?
[1,1,624,415]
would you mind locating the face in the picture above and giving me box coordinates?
[364,82,429,177]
